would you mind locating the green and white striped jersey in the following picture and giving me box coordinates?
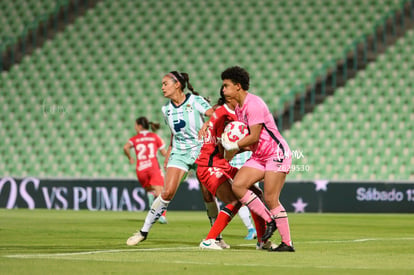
[162,93,211,154]
[230,151,252,169]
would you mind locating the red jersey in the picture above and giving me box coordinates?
[196,104,236,168]
[129,131,165,172]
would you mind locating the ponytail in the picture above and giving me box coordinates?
[168,71,210,103]
[149,122,160,132]
[136,116,160,132]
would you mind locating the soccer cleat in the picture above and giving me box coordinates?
[216,239,230,249]
[256,240,277,250]
[269,242,295,252]
[126,230,147,246]
[244,228,257,240]
[199,239,223,250]
[158,216,168,224]
[261,219,277,241]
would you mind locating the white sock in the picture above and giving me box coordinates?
[141,196,170,232]
[238,206,254,230]
[204,199,219,226]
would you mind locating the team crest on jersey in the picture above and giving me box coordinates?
[185,104,193,112]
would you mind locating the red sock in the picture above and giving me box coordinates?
[250,211,265,241]
[206,204,239,240]
[162,210,167,217]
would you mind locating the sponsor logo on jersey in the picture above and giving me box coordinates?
[173,119,186,132]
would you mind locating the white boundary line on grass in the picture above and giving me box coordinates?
[4,247,199,259]
[304,237,414,244]
[5,237,414,260]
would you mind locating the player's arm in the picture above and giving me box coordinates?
[204,108,214,117]
[198,107,220,139]
[163,134,173,170]
[237,124,262,148]
[222,141,250,161]
[156,135,168,158]
[198,120,209,140]
[223,145,237,161]
[159,147,168,157]
[198,120,213,140]
[222,124,262,152]
[123,141,134,164]
[222,144,250,161]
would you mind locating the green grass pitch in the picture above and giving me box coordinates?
[1,209,413,274]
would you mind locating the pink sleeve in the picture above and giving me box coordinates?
[246,98,266,126]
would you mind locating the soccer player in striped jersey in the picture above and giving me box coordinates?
[123,116,168,224]
[126,71,217,246]
[221,66,295,252]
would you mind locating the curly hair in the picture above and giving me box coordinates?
[221,66,250,90]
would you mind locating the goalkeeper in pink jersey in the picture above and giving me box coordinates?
[220,66,294,252]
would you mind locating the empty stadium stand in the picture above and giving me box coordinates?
[0,0,412,180]
[284,28,414,180]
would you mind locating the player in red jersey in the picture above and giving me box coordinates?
[197,89,269,250]
[123,116,168,223]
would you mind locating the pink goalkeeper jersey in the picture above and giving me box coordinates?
[235,93,290,161]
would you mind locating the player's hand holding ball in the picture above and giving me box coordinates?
[221,121,249,160]
[221,132,240,151]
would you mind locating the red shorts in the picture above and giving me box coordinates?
[136,168,164,189]
[196,165,238,195]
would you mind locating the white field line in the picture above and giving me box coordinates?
[4,237,414,260]
[4,247,199,258]
[303,237,414,244]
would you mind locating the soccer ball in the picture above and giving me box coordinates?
[223,121,249,143]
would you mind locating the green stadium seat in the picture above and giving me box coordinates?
[1,0,411,178]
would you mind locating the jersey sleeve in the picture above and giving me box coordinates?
[161,105,168,125]
[194,95,212,115]
[155,134,165,150]
[210,106,225,125]
[246,97,266,126]
[210,106,235,138]
[128,137,135,146]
